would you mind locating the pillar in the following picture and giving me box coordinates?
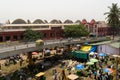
[2,35,5,42]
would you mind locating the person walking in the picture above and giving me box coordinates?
[101,74,106,80]
[57,72,61,80]
[0,63,1,70]
[52,68,57,75]
[104,73,109,80]
[53,73,57,80]
[93,70,97,80]
[20,58,23,66]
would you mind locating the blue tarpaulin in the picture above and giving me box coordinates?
[75,64,84,70]
[98,53,106,57]
[89,46,97,52]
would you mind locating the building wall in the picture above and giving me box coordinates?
[97,44,119,55]
[81,20,120,37]
[0,31,23,42]
[0,29,64,42]
[0,19,119,42]
[40,29,63,40]
[0,23,67,42]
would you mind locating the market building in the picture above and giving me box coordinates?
[0,19,76,42]
[80,19,112,37]
[0,18,118,42]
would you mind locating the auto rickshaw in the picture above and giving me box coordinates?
[35,39,44,46]
[35,72,46,80]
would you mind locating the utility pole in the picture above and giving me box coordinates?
[118,38,120,56]
[116,57,118,80]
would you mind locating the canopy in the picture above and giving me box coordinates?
[89,46,97,52]
[67,74,79,80]
[45,50,50,53]
[70,51,89,59]
[76,44,81,47]
[89,52,98,55]
[32,52,38,55]
[80,45,97,52]
[80,46,91,52]
[35,72,45,77]
[90,58,98,62]
[75,64,84,70]
[90,41,111,45]
[98,53,106,57]
[35,39,43,43]
[103,68,113,73]
[89,52,95,55]
[86,62,94,65]
[112,55,120,58]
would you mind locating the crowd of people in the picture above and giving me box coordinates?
[48,45,120,80]
[0,44,120,80]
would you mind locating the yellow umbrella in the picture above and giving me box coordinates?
[86,62,94,65]
[36,39,43,43]
[90,58,98,62]
[35,72,45,77]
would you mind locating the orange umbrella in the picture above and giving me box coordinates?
[108,68,113,73]
[32,52,38,55]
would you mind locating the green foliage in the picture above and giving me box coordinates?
[104,3,120,28]
[104,3,120,37]
[64,25,89,38]
[23,29,43,42]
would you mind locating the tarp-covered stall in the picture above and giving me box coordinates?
[90,41,120,55]
[80,45,97,52]
[80,46,91,52]
[69,51,89,60]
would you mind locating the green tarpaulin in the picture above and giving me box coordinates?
[69,51,89,59]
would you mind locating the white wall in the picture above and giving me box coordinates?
[97,45,119,55]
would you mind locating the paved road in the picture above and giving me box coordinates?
[0,39,67,53]
[0,36,119,58]
[0,37,106,53]
[1,36,119,53]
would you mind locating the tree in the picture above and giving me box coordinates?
[23,29,43,42]
[64,25,89,38]
[104,3,120,39]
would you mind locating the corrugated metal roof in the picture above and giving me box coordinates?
[109,42,120,48]
[90,41,111,45]
[90,41,120,48]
